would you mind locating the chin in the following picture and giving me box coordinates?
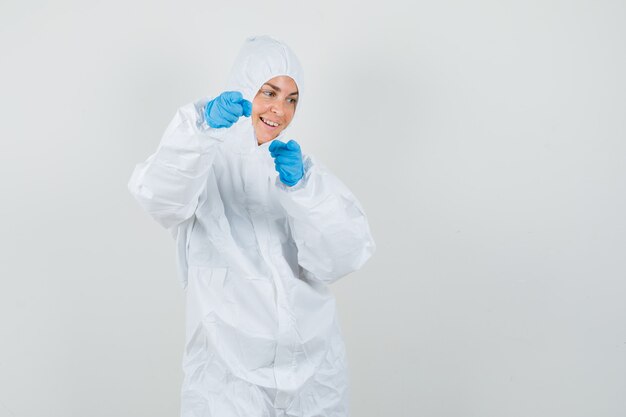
[255,128,280,145]
[256,133,271,145]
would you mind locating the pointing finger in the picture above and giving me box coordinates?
[242,100,252,117]
[286,140,301,151]
[222,91,243,104]
[269,139,287,153]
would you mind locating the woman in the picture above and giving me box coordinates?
[128,35,375,417]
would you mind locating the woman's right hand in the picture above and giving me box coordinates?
[204,91,252,128]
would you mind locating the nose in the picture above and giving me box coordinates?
[271,101,285,116]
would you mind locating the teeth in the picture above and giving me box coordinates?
[261,117,278,127]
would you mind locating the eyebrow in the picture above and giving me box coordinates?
[263,82,299,96]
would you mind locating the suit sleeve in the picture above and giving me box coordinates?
[127,97,227,234]
[275,155,376,284]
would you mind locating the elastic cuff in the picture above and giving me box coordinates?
[194,98,229,140]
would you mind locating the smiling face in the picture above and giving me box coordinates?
[251,75,299,145]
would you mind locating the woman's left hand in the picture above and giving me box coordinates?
[269,139,304,186]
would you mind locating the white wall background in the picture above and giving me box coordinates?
[1,1,625,416]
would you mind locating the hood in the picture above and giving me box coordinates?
[223,35,304,151]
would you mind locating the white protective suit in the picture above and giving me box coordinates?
[128,36,375,417]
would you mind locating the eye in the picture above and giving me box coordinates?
[262,90,275,97]
[287,97,298,104]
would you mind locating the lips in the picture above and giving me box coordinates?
[260,116,279,128]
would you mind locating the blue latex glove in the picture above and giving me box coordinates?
[269,139,304,187]
[204,91,252,128]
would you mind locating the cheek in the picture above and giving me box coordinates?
[251,99,263,120]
